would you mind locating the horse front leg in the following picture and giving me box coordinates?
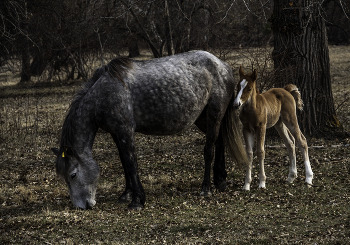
[113,133,145,210]
[256,126,267,189]
[112,135,133,203]
[243,126,254,191]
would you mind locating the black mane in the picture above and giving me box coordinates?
[56,58,132,176]
[57,58,132,175]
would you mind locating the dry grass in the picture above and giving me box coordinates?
[0,46,349,244]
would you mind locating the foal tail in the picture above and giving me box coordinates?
[284,84,304,110]
[221,101,249,168]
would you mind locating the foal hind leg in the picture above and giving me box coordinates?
[274,119,297,183]
[282,117,313,185]
[242,125,254,191]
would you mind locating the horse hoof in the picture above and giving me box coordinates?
[127,202,143,210]
[215,181,227,192]
[200,190,212,197]
[117,191,133,203]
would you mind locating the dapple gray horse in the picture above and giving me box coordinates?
[52,51,248,210]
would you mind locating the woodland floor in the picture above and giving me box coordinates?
[0,46,349,244]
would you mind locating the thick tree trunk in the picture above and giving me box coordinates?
[271,0,340,136]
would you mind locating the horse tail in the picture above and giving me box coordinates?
[284,84,304,110]
[221,99,249,168]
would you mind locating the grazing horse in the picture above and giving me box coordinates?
[233,66,313,191]
[52,51,248,210]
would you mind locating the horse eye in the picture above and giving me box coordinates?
[71,173,77,179]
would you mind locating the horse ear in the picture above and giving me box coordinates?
[239,66,245,77]
[52,148,60,157]
[251,69,257,81]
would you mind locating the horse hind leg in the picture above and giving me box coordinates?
[213,131,227,192]
[200,108,224,197]
[282,117,314,185]
[274,120,297,183]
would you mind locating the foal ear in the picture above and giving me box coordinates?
[239,66,245,77]
[51,148,60,157]
[251,69,257,81]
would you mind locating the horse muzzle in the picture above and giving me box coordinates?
[85,199,96,209]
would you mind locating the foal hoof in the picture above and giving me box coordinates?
[215,181,227,192]
[305,176,313,185]
[242,184,250,191]
[286,177,296,184]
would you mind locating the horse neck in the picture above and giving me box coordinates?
[62,110,98,156]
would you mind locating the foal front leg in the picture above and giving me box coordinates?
[243,126,254,191]
[256,126,267,189]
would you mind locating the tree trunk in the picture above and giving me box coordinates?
[271,0,340,136]
[128,35,140,58]
[164,0,174,55]
[20,0,31,83]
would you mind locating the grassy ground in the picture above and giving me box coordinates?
[0,47,349,244]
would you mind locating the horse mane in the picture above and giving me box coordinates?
[107,57,133,85]
[56,57,133,176]
[58,58,132,171]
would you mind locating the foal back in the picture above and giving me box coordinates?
[258,85,301,129]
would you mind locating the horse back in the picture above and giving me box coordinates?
[121,51,234,135]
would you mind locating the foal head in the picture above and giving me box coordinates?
[233,66,257,108]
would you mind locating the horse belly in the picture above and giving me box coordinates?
[132,83,211,135]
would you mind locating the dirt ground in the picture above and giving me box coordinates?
[0,47,349,244]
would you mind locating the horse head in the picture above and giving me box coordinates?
[233,66,257,108]
[52,147,99,209]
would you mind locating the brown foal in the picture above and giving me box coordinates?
[233,66,313,191]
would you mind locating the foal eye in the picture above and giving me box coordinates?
[71,173,77,179]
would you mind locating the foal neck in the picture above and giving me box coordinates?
[244,85,259,109]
